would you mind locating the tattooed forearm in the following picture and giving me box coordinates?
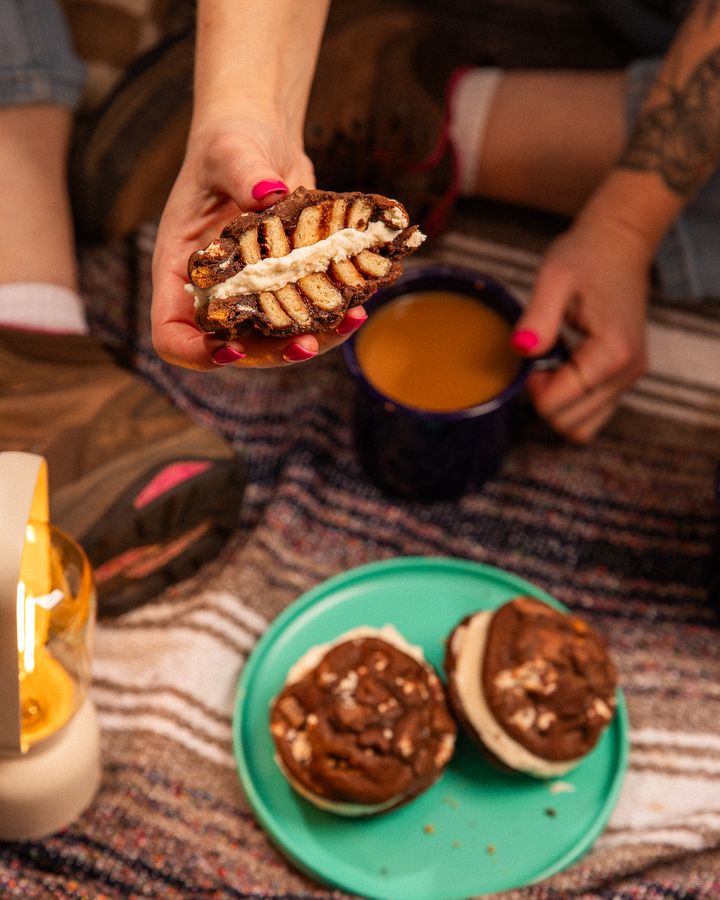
[619,46,720,195]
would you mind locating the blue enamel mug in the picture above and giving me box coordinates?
[343,265,560,502]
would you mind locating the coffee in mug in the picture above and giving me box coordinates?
[354,290,522,413]
[343,266,539,501]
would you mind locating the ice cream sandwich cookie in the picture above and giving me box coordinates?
[269,625,456,816]
[187,187,425,339]
[444,597,617,778]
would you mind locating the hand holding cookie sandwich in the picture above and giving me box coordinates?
[156,166,423,370]
[150,0,332,370]
[150,0,424,371]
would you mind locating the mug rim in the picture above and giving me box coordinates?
[342,264,533,422]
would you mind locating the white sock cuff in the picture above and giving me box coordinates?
[0,283,89,334]
[449,67,503,195]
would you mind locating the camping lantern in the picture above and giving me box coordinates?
[0,451,100,840]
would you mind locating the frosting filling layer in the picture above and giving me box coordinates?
[450,611,583,778]
[188,221,424,305]
[276,757,408,817]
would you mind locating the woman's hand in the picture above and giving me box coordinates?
[512,210,653,443]
[150,114,366,371]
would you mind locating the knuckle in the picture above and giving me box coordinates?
[567,422,598,445]
[203,129,239,165]
[632,351,649,380]
[610,339,635,372]
[601,337,641,379]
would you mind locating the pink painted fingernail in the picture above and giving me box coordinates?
[251,180,289,201]
[283,342,318,362]
[511,329,539,352]
[212,345,246,365]
[336,310,368,335]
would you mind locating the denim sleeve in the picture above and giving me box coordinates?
[0,0,86,109]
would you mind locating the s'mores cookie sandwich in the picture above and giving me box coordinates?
[444,597,618,778]
[269,625,456,816]
[187,187,425,339]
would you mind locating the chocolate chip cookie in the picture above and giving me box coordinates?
[270,625,456,815]
[444,597,618,778]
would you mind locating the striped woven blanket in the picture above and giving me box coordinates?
[2,197,717,898]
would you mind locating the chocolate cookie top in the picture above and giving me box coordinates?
[482,597,617,762]
[270,631,456,811]
[187,187,425,339]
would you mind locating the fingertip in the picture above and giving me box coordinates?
[251,179,289,203]
[519,265,574,355]
[282,334,319,362]
[336,306,368,335]
[295,333,319,350]
[211,343,248,365]
[510,328,540,354]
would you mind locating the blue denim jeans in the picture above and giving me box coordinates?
[0,0,85,109]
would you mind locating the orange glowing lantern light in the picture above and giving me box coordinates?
[0,452,100,840]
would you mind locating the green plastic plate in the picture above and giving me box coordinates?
[233,556,629,900]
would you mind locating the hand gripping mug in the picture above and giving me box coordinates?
[343,265,562,502]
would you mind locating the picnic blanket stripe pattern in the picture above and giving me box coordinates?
[2,214,720,898]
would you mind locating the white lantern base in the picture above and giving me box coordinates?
[0,697,101,841]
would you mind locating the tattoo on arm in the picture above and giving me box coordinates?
[619,46,720,196]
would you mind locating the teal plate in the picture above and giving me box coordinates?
[233,557,629,900]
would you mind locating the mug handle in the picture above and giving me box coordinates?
[528,337,570,372]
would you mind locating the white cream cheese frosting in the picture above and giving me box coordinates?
[187,221,425,306]
[275,756,404,817]
[450,611,583,778]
